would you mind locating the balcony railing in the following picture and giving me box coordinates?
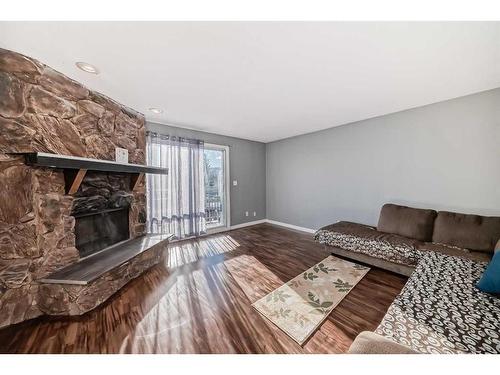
[205,196,223,226]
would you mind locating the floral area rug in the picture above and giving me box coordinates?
[252,255,370,345]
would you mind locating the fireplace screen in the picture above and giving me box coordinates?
[75,208,130,258]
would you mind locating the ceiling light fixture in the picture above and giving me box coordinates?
[149,108,163,114]
[75,62,99,74]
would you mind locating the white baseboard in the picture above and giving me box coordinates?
[229,219,267,230]
[264,219,316,234]
[219,218,316,234]
[171,218,315,243]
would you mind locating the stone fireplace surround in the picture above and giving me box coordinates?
[0,48,168,328]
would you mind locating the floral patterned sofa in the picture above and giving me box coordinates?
[314,203,500,354]
[374,250,500,354]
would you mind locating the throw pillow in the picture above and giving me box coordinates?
[476,251,500,294]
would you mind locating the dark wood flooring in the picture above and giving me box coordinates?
[0,223,407,354]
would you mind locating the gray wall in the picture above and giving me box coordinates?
[266,88,500,230]
[147,122,266,226]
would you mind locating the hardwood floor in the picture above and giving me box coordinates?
[0,224,407,354]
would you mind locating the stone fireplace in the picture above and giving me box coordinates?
[0,48,169,328]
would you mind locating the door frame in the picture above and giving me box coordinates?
[204,143,231,233]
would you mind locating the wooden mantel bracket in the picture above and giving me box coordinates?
[64,169,88,194]
[130,172,145,191]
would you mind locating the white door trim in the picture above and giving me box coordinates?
[204,143,231,233]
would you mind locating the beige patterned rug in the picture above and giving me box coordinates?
[252,255,370,345]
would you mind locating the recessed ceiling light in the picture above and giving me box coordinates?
[149,108,163,114]
[75,62,99,74]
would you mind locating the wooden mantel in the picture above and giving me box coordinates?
[19,152,168,194]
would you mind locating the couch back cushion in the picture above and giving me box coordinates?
[432,211,500,253]
[377,203,437,242]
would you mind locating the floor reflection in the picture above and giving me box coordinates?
[166,234,240,268]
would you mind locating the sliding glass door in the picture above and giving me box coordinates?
[203,144,230,232]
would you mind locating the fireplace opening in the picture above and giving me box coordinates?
[75,208,130,258]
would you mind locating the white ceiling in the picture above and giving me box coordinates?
[1,22,500,143]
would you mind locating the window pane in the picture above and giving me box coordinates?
[204,148,225,229]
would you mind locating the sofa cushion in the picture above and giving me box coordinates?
[376,251,500,354]
[432,211,500,253]
[377,203,437,242]
[417,242,492,263]
[314,221,422,266]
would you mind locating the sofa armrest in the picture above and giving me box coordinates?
[348,331,418,354]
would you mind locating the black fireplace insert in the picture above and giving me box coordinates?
[75,208,129,258]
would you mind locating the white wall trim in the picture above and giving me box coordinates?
[205,142,231,232]
[229,219,267,230]
[200,219,316,235]
[265,219,316,234]
[170,219,266,242]
[172,219,315,239]
[229,219,316,233]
